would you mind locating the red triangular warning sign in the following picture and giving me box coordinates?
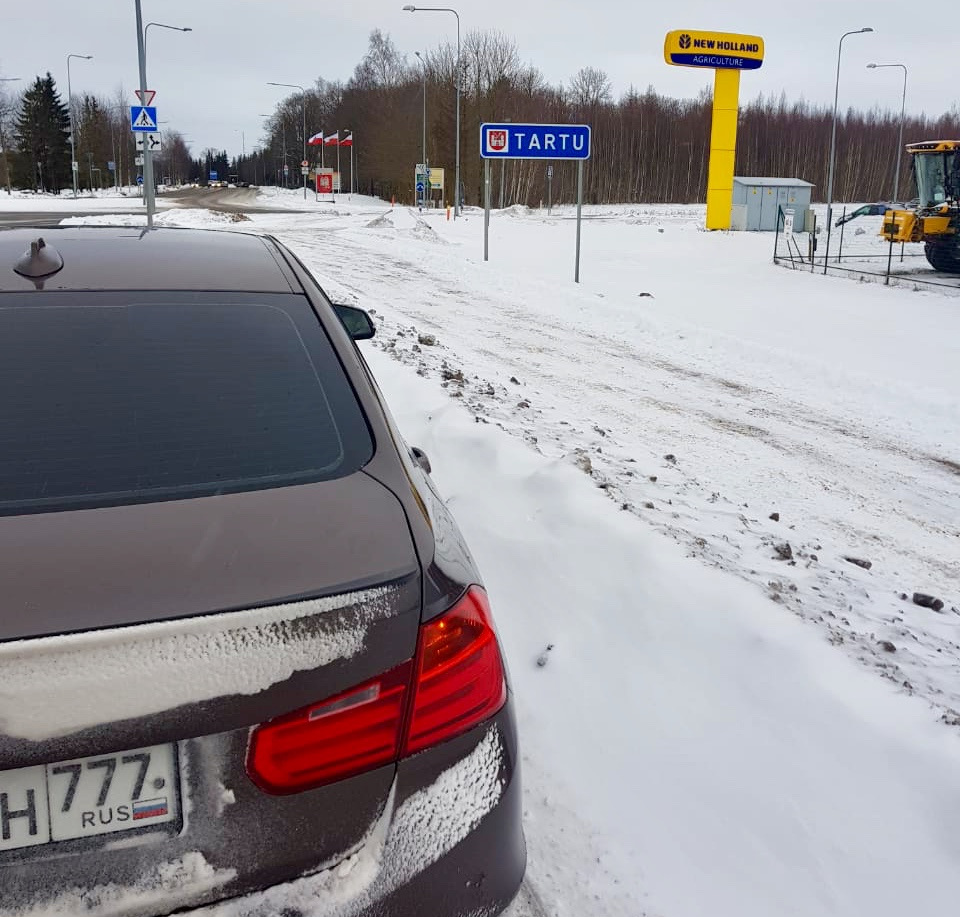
[135,89,157,106]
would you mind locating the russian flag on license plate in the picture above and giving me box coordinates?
[132,797,168,820]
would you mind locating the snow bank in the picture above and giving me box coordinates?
[58,209,247,229]
[365,346,960,917]
[0,585,398,741]
[0,190,173,212]
[254,187,390,213]
[363,209,446,244]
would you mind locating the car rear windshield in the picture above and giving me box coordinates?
[0,291,373,515]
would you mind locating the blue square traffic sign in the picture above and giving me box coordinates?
[130,106,158,132]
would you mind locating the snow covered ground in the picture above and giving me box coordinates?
[51,193,960,917]
[0,185,178,211]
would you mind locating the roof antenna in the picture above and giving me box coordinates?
[13,237,64,279]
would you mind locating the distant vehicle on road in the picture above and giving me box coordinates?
[834,202,898,226]
[0,227,525,917]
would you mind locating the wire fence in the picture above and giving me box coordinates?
[772,205,960,293]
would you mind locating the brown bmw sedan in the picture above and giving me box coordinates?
[0,226,524,916]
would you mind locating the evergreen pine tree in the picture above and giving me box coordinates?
[13,73,70,192]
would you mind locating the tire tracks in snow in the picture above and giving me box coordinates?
[280,219,960,728]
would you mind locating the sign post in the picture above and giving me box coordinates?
[134,0,155,227]
[131,104,158,214]
[664,29,764,230]
[480,122,591,282]
[575,161,584,282]
[484,159,491,261]
[415,163,428,207]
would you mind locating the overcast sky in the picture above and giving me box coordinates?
[2,0,955,157]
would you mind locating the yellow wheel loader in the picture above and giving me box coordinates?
[881,140,960,272]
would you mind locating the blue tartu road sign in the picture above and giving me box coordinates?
[209,171,218,182]
[480,123,591,160]
[130,106,158,132]
[136,176,144,185]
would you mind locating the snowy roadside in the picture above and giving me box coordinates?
[0,187,179,212]
[60,201,960,723]
[264,203,960,728]
[364,346,960,917]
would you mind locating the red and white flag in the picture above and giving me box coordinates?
[340,132,353,147]
[307,131,324,146]
[323,133,340,146]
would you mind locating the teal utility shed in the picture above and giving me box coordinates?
[731,177,814,231]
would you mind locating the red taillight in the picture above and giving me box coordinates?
[402,587,507,755]
[246,587,507,794]
[246,663,411,794]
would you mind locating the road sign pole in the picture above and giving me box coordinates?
[575,160,583,283]
[484,158,491,262]
[480,123,590,278]
[134,0,154,228]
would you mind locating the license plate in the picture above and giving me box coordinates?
[0,743,179,852]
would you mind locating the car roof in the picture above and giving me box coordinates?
[0,226,301,293]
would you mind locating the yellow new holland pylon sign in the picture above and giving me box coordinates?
[664,30,764,230]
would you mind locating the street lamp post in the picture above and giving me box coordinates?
[867,63,908,202]
[824,27,873,272]
[267,82,307,199]
[136,8,192,226]
[403,5,460,217]
[414,51,427,205]
[66,53,93,198]
[235,129,245,183]
[0,77,20,195]
[259,114,282,187]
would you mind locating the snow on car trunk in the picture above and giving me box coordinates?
[0,583,400,742]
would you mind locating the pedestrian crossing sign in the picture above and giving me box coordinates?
[130,106,158,132]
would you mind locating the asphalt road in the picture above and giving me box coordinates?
[0,211,101,227]
[161,186,294,213]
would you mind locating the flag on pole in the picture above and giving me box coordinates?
[340,133,353,147]
[323,133,340,146]
[307,131,324,146]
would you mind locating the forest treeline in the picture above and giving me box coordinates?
[3,30,958,204]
